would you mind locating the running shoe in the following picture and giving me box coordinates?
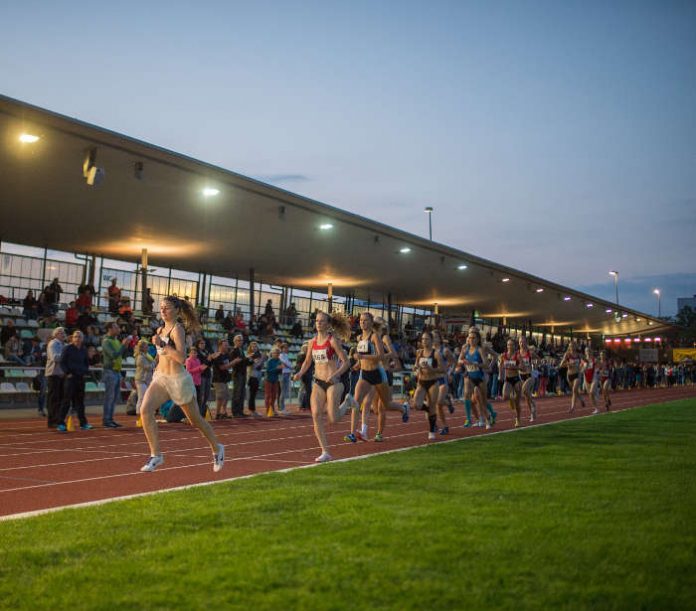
[490,409,497,425]
[463,419,472,428]
[356,431,369,442]
[530,402,537,421]
[140,455,164,472]
[250,411,263,418]
[428,432,437,440]
[79,423,94,430]
[374,432,384,442]
[592,408,600,415]
[402,402,410,423]
[514,418,520,428]
[344,433,357,443]
[213,444,225,472]
[38,408,46,417]
[447,397,455,414]
[56,423,67,433]
[315,452,332,463]
[485,421,492,430]
[439,427,449,435]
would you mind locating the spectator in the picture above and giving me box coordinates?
[45,327,66,429]
[234,311,249,337]
[265,299,275,320]
[211,339,233,419]
[57,330,92,431]
[65,301,79,329]
[246,341,264,417]
[284,302,298,326]
[83,325,101,348]
[77,306,98,333]
[195,337,214,417]
[278,342,292,415]
[264,347,283,417]
[229,334,248,418]
[118,296,133,321]
[1,319,17,345]
[294,342,313,411]
[222,311,235,332]
[75,285,93,313]
[22,289,39,320]
[4,335,27,365]
[87,345,101,366]
[107,278,121,314]
[101,322,130,428]
[142,288,154,315]
[43,278,63,313]
[185,346,208,417]
[132,339,154,417]
[214,304,225,323]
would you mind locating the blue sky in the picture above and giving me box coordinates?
[1,0,694,315]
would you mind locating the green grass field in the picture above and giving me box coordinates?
[1,399,695,610]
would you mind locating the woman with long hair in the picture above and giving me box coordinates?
[432,330,455,435]
[344,312,409,443]
[499,338,523,428]
[293,311,354,462]
[581,347,600,413]
[559,340,585,414]
[412,331,445,440]
[139,296,224,473]
[518,335,538,423]
[458,326,497,430]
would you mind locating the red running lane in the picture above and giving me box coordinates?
[0,386,694,519]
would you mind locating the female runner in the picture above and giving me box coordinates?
[344,312,409,443]
[432,330,454,435]
[499,339,523,428]
[139,296,224,472]
[581,347,600,413]
[412,331,445,440]
[559,340,585,413]
[518,336,538,423]
[597,351,612,411]
[293,311,353,463]
[458,326,497,430]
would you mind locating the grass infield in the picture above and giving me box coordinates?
[1,399,695,610]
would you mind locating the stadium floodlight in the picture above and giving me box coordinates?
[19,133,40,143]
[202,187,220,197]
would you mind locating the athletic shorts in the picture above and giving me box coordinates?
[213,382,230,402]
[520,373,531,382]
[568,373,579,383]
[468,375,484,387]
[152,370,197,406]
[360,367,388,386]
[313,377,338,392]
[505,376,522,386]
[418,378,439,391]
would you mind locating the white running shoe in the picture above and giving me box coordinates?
[213,444,225,472]
[428,432,437,440]
[592,408,600,415]
[140,455,164,472]
[315,452,332,463]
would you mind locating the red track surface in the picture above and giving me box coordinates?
[1,386,693,519]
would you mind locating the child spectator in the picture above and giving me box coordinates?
[264,347,283,417]
[185,347,208,417]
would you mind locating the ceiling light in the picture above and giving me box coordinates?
[535,288,544,293]
[605,308,613,313]
[586,303,593,308]
[563,296,571,301]
[648,321,653,326]
[19,133,40,143]
[457,264,467,270]
[501,277,510,283]
[202,187,220,197]
[622,313,628,318]
[399,247,411,254]
[319,223,334,230]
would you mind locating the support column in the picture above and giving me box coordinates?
[249,268,255,323]
[140,248,149,314]
[327,283,333,313]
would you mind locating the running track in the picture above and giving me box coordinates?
[1,386,694,520]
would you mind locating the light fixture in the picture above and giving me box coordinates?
[19,133,40,143]
[457,264,467,270]
[648,321,653,326]
[202,187,220,197]
[563,296,571,301]
[399,247,411,254]
[586,303,593,308]
[605,308,613,313]
[501,277,510,283]
[319,223,334,230]
[535,288,544,293]
[622,313,628,318]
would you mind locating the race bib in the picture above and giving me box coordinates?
[313,348,329,363]
[357,340,369,354]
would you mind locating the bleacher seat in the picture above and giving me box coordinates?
[20,329,34,339]
[22,369,39,378]
[26,319,39,328]
[0,382,16,393]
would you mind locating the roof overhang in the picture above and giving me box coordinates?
[0,94,672,337]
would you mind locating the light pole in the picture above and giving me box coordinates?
[653,289,661,317]
[424,206,433,241]
[609,270,619,304]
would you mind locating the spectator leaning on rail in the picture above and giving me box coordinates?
[101,322,131,428]
[45,327,66,429]
[57,330,92,431]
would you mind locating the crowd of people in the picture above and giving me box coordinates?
[1,284,695,470]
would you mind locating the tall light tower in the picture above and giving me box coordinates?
[609,270,619,304]
[424,206,433,241]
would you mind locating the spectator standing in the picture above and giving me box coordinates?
[45,327,66,428]
[195,337,214,416]
[211,339,232,419]
[65,301,79,329]
[185,347,208,417]
[229,334,247,417]
[214,304,225,323]
[22,289,39,320]
[57,330,92,431]
[246,341,264,417]
[142,288,154,315]
[265,347,283,417]
[1,319,17,346]
[278,342,293,415]
[107,278,121,314]
[101,322,130,428]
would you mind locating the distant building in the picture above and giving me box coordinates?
[677,294,696,312]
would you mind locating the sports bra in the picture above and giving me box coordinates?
[418,350,436,369]
[502,352,520,371]
[158,328,178,350]
[464,347,483,372]
[519,349,532,371]
[312,335,336,364]
[357,335,376,355]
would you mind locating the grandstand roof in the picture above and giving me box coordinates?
[0,94,671,337]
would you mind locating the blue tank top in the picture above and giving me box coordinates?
[465,347,484,379]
